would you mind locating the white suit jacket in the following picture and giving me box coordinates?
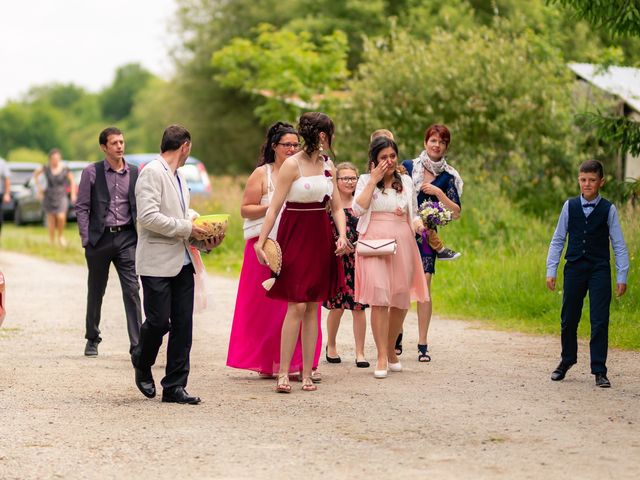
[135,156,195,277]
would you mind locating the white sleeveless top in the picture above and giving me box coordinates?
[287,158,334,203]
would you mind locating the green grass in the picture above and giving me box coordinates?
[1,176,638,350]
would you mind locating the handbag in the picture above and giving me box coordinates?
[356,239,397,256]
[261,238,282,291]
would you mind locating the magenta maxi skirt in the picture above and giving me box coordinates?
[226,238,321,375]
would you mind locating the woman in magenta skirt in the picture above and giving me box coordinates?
[255,112,348,393]
[227,122,322,377]
[353,136,429,379]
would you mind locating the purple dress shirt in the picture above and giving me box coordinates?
[76,159,134,247]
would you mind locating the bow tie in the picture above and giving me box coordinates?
[583,203,597,208]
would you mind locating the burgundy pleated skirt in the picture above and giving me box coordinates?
[267,199,345,303]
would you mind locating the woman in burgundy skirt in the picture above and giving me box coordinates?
[255,112,349,393]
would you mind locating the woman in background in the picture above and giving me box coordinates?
[227,122,322,378]
[33,148,76,247]
[401,124,462,362]
[324,162,369,368]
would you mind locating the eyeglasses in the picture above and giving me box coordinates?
[337,176,358,182]
[277,142,300,149]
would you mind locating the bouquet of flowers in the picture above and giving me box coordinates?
[418,200,453,230]
[417,200,453,254]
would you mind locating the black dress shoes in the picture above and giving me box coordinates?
[134,367,156,398]
[84,339,100,357]
[550,362,573,381]
[162,387,201,405]
[595,373,611,388]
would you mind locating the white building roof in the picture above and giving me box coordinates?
[569,62,640,112]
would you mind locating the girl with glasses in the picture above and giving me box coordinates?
[324,162,369,368]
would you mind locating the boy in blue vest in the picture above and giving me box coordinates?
[546,160,629,388]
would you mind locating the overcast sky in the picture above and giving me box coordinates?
[0,0,178,107]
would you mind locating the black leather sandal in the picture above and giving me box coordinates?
[418,344,431,362]
[394,332,403,356]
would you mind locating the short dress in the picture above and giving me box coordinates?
[323,207,368,311]
[402,160,461,274]
[42,166,70,214]
[227,164,322,375]
[354,181,429,309]
[267,159,345,302]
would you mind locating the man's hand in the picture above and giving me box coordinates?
[203,233,225,251]
[616,283,627,297]
[2,192,10,204]
[190,223,209,241]
[546,277,556,291]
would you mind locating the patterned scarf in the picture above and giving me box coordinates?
[411,151,464,197]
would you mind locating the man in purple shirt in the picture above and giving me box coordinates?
[75,127,142,356]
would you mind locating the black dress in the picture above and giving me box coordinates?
[323,208,368,311]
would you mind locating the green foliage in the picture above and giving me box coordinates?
[211,24,349,123]
[336,21,582,214]
[0,102,70,157]
[6,148,47,164]
[100,63,153,121]
[577,108,640,159]
[550,0,640,36]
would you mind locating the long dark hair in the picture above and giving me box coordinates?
[368,136,403,194]
[257,122,298,167]
[297,112,335,159]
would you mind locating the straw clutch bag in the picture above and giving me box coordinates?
[261,238,282,290]
[356,239,397,256]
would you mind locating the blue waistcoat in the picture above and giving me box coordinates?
[565,196,611,264]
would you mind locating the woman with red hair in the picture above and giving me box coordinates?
[401,124,463,362]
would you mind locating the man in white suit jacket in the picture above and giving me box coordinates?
[132,125,223,405]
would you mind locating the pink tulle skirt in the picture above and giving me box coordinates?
[355,212,429,309]
[226,238,322,375]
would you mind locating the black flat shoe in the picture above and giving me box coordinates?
[595,373,611,388]
[356,359,370,368]
[550,362,573,381]
[134,367,156,398]
[325,346,341,364]
[84,339,100,357]
[162,387,201,404]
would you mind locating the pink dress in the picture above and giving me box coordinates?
[354,175,429,309]
[226,165,321,375]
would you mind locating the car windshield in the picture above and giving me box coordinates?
[11,169,35,186]
[179,164,202,183]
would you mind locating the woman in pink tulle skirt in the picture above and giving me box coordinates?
[226,122,321,377]
[353,136,429,379]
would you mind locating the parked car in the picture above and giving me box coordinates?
[2,162,40,221]
[0,270,5,326]
[12,160,88,225]
[125,154,212,198]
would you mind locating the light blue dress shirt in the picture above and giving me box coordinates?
[546,194,630,283]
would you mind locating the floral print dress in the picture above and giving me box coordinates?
[323,208,368,311]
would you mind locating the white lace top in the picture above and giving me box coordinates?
[287,159,334,203]
[370,188,408,213]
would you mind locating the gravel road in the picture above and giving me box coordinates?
[0,250,639,479]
